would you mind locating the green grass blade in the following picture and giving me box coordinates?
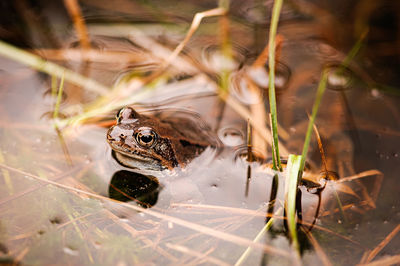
[268,0,284,171]
[0,40,109,95]
[285,154,302,253]
[299,69,328,177]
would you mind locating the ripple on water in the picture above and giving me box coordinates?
[230,69,264,105]
[217,126,244,147]
[247,61,291,93]
[201,42,250,72]
[304,39,342,60]
[230,61,291,105]
[233,145,266,164]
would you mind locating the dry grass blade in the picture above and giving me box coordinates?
[144,8,227,82]
[361,224,400,264]
[128,29,198,74]
[312,122,328,173]
[174,203,364,247]
[35,48,149,63]
[166,243,229,266]
[0,149,13,194]
[302,228,332,266]
[63,0,91,50]
[0,40,109,95]
[234,208,283,266]
[0,162,290,257]
[357,254,400,266]
[246,78,267,158]
[337,169,383,208]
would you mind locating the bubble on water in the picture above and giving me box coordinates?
[326,64,354,91]
[168,221,173,229]
[210,183,218,189]
[371,89,382,98]
[246,62,291,93]
[94,241,102,250]
[217,127,244,147]
[119,218,129,223]
[247,67,269,88]
[201,44,238,72]
[63,246,79,256]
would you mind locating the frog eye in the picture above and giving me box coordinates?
[117,107,139,123]
[135,127,157,147]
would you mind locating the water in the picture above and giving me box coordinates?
[0,0,399,265]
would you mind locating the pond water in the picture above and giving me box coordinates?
[0,0,399,265]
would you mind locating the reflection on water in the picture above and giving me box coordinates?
[0,0,399,265]
[109,170,160,207]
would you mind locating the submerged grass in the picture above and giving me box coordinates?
[234,208,283,266]
[53,73,65,121]
[268,0,284,171]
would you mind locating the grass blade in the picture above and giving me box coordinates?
[53,73,65,120]
[268,0,284,171]
[234,208,283,266]
[299,69,328,177]
[285,154,302,253]
[0,40,109,95]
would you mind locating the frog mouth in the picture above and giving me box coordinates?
[107,139,164,170]
[112,150,164,171]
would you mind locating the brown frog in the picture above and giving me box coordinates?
[107,107,219,171]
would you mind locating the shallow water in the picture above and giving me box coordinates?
[0,0,399,265]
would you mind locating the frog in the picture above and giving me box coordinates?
[106,107,220,171]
